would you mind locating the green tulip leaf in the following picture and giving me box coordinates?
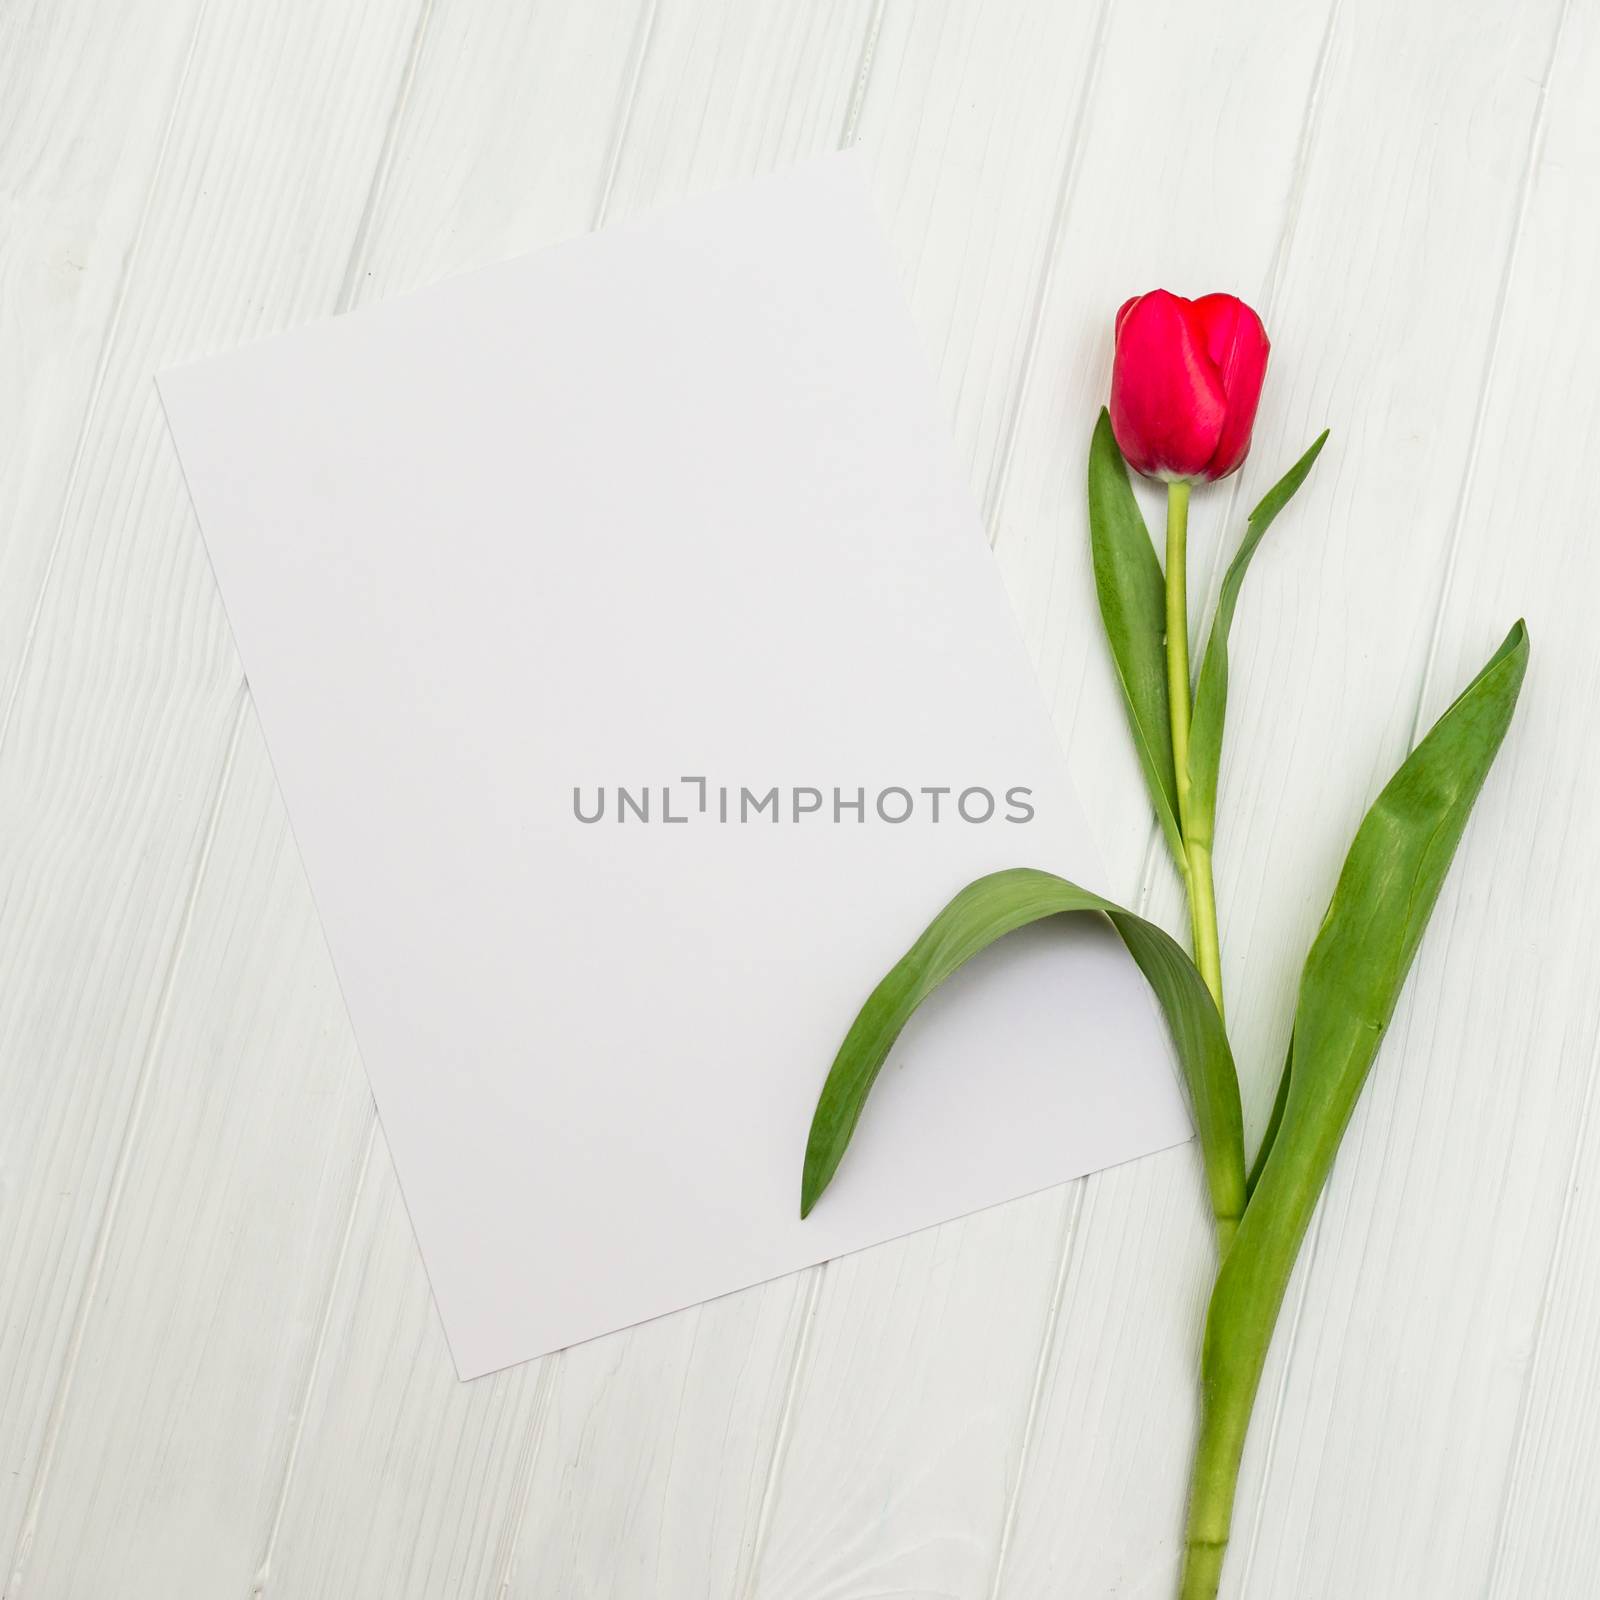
[799,867,1246,1243]
[1186,431,1328,849]
[1185,621,1529,1563]
[1245,1033,1292,1199]
[1088,410,1185,863]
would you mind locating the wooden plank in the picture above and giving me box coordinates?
[991,0,1571,1592]
[0,0,431,1584]
[854,0,1106,491]
[3,1,653,1593]
[0,0,209,1536]
[750,3,1337,1595]
[6,718,380,1596]
[496,13,1133,1594]
[501,1275,811,1599]
[255,1127,562,1599]
[596,0,869,218]
[256,6,872,1598]
[353,0,654,298]
[491,4,1196,1593]
[1236,1,1598,1592]
[0,0,205,714]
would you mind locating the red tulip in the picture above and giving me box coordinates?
[1110,291,1269,483]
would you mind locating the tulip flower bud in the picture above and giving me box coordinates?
[1110,290,1269,483]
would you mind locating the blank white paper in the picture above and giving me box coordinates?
[159,153,1190,1379]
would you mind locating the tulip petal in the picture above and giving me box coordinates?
[1191,294,1270,479]
[1110,289,1227,479]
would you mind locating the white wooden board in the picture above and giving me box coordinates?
[3,0,1597,1594]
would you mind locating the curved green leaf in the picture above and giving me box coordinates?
[1187,431,1328,848]
[1185,620,1529,1559]
[1244,1032,1292,1199]
[799,867,1245,1240]
[1088,411,1184,862]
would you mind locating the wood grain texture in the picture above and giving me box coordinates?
[1479,10,1600,1582]
[0,0,205,716]
[3,2,650,1595]
[261,6,869,1595]
[1190,1,1573,1591]
[961,0,1338,1591]
[999,0,1576,1581]
[9,715,377,1597]
[0,0,426,1586]
[3,0,1597,1595]
[0,4,211,1548]
[756,4,1336,1595]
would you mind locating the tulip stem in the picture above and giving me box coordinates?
[1187,843,1224,1020]
[1165,480,1225,1019]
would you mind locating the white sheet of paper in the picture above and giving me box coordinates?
[159,153,1190,1379]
